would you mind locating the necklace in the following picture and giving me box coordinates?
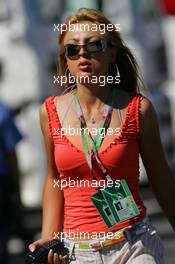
[74,90,111,124]
[81,103,106,124]
[90,105,104,124]
[91,117,96,124]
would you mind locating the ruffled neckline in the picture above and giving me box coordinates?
[49,93,139,155]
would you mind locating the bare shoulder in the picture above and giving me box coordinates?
[39,101,48,120]
[38,102,50,139]
[140,95,154,113]
[139,95,157,119]
[39,92,74,127]
[55,91,74,104]
[139,95,159,137]
[39,92,72,120]
[39,100,61,175]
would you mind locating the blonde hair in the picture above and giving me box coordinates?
[58,8,140,93]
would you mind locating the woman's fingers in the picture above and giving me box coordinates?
[29,239,67,264]
[48,249,54,264]
[59,254,68,264]
[28,238,48,252]
[28,241,38,252]
[48,251,64,264]
[54,253,59,264]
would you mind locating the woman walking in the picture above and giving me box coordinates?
[29,8,175,263]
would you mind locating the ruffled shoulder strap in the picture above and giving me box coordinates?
[130,93,142,133]
[44,96,61,139]
[120,93,142,140]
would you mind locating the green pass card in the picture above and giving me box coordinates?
[90,190,117,228]
[90,179,140,227]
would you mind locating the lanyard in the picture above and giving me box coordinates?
[73,88,116,182]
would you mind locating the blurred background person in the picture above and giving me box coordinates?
[0,95,23,263]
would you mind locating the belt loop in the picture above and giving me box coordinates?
[69,241,75,257]
[64,240,75,260]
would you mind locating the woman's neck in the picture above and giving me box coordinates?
[75,83,111,112]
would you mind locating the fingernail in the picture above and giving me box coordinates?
[30,246,35,252]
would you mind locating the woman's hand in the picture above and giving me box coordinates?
[47,248,67,264]
[28,239,68,264]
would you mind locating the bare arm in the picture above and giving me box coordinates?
[29,103,65,264]
[139,96,175,231]
[39,103,64,239]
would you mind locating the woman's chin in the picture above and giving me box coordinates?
[76,72,94,84]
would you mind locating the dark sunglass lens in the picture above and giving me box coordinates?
[87,40,104,52]
[65,45,80,57]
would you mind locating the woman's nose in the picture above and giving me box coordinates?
[78,46,88,56]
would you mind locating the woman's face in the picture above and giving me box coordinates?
[63,20,116,81]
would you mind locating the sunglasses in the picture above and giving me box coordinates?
[64,39,109,59]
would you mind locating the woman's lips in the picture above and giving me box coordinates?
[78,61,92,71]
[79,65,92,71]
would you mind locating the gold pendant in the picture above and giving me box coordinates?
[91,117,96,124]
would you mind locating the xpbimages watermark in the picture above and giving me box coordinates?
[53,74,120,87]
[53,22,120,35]
[53,126,121,138]
[53,229,122,242]
[53,178,120,190]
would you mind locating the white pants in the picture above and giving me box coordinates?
[64,218,165,263]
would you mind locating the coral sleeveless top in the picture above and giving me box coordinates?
[45,93,146,235]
